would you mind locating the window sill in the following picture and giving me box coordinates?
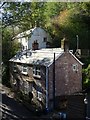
[33,74,41,79]
[21,72,28,75]
[13,70,17,73]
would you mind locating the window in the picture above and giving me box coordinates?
[43,37,47,42]
[26,52,32,57]
[22,45,25,50]
[72,64,78,72]
[37,91,42,101]
[22,65,28,75]
[33,66,41,78]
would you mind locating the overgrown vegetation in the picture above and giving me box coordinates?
[82,64,90,89]
[2,28,19,86]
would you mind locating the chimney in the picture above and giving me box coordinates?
[32,40,39,50]
[61,37,69,52]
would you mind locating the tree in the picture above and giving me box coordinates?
[2,2,47,31]
[47,2,90,50]
[2,28,19,86]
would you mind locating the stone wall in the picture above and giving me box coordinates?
[48,52,82,108]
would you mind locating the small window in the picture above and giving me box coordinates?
[72,64,78,72]
[37,91,42,101]
[33,66,41,78]
[22,45,25,50]
[22,65,28,75]
[36,67,40,76]
[26,52,32,57]
[43,37,47,42]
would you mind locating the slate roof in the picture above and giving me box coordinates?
[9,48,64,66]
[9,48,83,67]
[13,27,36,39]
[13,27,49,40]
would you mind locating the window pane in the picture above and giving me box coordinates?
[38,91,42,101]
[22,65,28,75]
[33,66,41,77]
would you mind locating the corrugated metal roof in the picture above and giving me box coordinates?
[9,48,64,66]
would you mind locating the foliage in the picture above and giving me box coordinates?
[2,2,47,31]
[48,3,90,50]
[2,28,19,86]
[2,28,19,64]
[82,64,90,89]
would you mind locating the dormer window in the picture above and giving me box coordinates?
[33,66,41,78]
[22,64,28,75]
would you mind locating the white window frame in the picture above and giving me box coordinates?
[22,65,28,75]
[33,66,41,78]
[37,91,42,101]
[72,64,78,72]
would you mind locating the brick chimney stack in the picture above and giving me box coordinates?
[61,37,69,52]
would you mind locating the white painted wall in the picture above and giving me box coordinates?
[19,37,29,50]
[28,27,49,49]
[15,27,50,50]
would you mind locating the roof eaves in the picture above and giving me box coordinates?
[12,29,33,40]
[69,51,83,65]
[47,52,64,67]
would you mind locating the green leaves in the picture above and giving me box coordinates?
[2,28,19,64]
[82,64,90,89]
[46,2,90,50]
[2,27,19,86]
[2,2,47,30]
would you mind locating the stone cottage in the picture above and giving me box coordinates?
[9,40,83,110]
[13,27,50,50]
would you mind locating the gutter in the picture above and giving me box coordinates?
[46,66,49,109]
[53,53,55,109]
